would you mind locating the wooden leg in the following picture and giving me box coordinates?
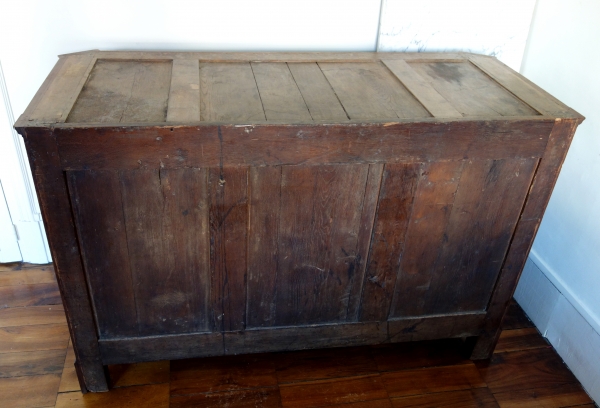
[74,359,109,393]
[469,331,499,360]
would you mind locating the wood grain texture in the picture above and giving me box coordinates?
[0,373,62,408]
[408,61,539,117]
[171,387,282,408]
[287,62,349,121]
[494,328,548,353]
[319,62,431,119]
[54,120,554,171]
[55,383,170,408]
[387,313,485,343]
[67,60,172,123]
[0,348,66,378]
[359,163,420,322]
[209,167,248,332]
[167,59,200,122]
[0,305,65,328]
[390,388,498,408]
[0,266,56,287]
[199,62,265,122]
[0,324,69,353]
[382,59,463,118]
[0,282,61,308]
[492,383,593,408]
[251,62,312,122]
[18,128,107,391]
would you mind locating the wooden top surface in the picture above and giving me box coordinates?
[15,50,583,129]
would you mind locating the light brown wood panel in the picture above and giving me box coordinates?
[171,387,283,408]
[0,266,56,287]
[251,63,312,122]
[409,61,539,117]
[390,161,463,318]
[0,373,61,408]
[199,62,265,122]
[422,158,538,315]
[67,60,172,123]
[167,59,200,122]
[319,62,430,119]
[0,282,61,308]
[68,170,138,338]
[0,305,65,328]
[287,62,349,121]
[120,168,210,335]
[273,164,370,326]
[0,323,69,353]
[0,348,66,378]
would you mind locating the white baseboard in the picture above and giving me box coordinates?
[515,257,600,403]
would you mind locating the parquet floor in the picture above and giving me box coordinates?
[0,262,596,408]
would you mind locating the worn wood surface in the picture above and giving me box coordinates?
[14,51,584,393]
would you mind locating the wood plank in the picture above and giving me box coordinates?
[274,164,370,326]
[0,373,61,408]
[166,59,200,122]
[476,348,579,394]
[390,388,498,408]
[247,166,281,328]
[279,374,389,408]
[199,62,265,122]
[251,62,312,122]
[209,167,248,332]
[0,266,56,287]
[0,349,66,378]
[287,62,348,121]
[492,383,593,408]
[390,161,463,318]
[359,163,420,322]
[170,354,277,395]
[120,168,210,335]
[381,363,486,398]
[26,53,96,124]
[67,170,138,338]
[0,305,66,328]
[494,328,548,353]
[171,387,282,408]
[67,60,172,123]
[55,383,170,408]
[319,62,430,119]
[0,283,61,308]
[470,117,581,359]
[19,128,107,392]
[468,54,579,117]
[108,361,169,388]
[59,342,79,393]
[383,59,463,118]
[387,313,486,343]
[0,323,69,353]
[408,61,539,117]
[99,332,224,365]
[54,120,555,170]
[423,158,537,315]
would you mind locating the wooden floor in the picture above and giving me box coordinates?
[0,263,595,408]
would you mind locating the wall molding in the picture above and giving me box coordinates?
[529,248,600,337]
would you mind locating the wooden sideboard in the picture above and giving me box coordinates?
[15,50,583,392]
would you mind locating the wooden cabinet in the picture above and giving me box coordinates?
[15,51,583,392]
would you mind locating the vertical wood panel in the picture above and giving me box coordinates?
[209,167,249,332]
[167,59,200,122]
[359,163,420,322]
[247,166,282,328]
[68,170,138,337]
[390,161,464,318]
[425,158,538,315]
[120,169,209,335]
[251,63,312,122]
[199,63,265,122]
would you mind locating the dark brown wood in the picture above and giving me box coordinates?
[14,51,583,393]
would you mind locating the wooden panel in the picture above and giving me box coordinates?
[0,374,62,408]
[468,54,578,117]
[359,163,420,322]
[209,167,248,332]
[55,383,170,408]
[390,387,497,407]
[387,313,486,343]
[251,63,312,122]
[408,61,539,117]
[25,53,96,124]
[390,161,463,318]
[493,383,593,408]
[0,282,60,308]
[0,266,56,287]
[319,62,430,119]
[422,158,538,315]
[199,62,265,122]
[272,165,369,326]
[68,170,138,337]
[0,324,69,353]
[383,59,463,118]
[55,120,554,170]
[67,60,172,123]
[167,59,200,122]
[0,349,66,378]
[171,388,283,408]
[120,168,210,335]
[287,63,348,121]
[0,304,65,327]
